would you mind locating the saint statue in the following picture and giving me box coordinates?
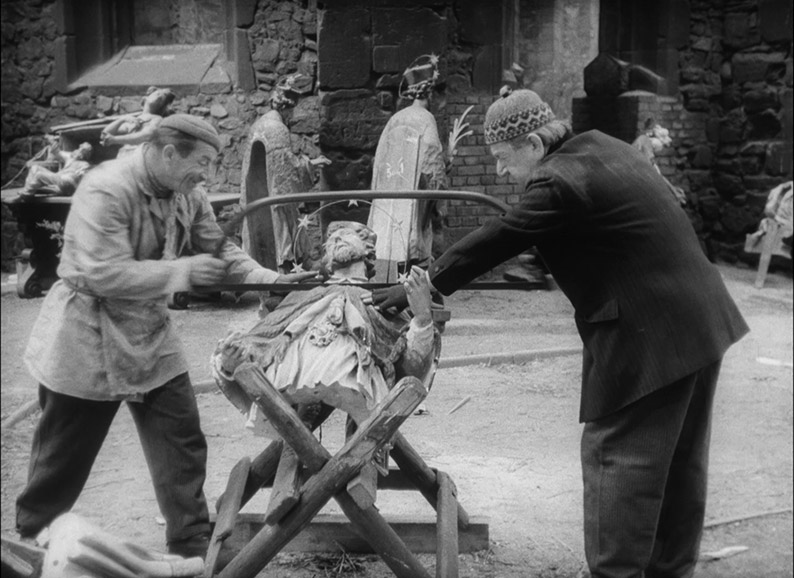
[211,221,438,436]
[100,86,176,156]
[23,140,93,197]
[240,73,331,275]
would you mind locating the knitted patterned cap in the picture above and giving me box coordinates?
[484,86,555,145]
[158,113,221,151]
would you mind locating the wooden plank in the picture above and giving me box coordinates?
[755,220,786,288]
[390,433,471,530]
[215,513,490,554]
[264,445,301,524]
[206,457,251,577]
[219,367,428,578]
[436,471,459,578]
[239,404,334,507]
[0,535,46,578]
[346,461,378,510]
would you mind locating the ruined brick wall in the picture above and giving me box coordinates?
[685,0,793,263]
[0,0,321,271]
[574,0,793,263]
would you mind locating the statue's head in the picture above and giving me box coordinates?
[143,86,176,114]
[323,221,377,279]
[400,54,439,101]
[74,142,93,161]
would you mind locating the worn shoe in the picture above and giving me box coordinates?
[167,533,210,560]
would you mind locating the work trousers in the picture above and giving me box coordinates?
[581,359,722,578]
[16,373,210,545]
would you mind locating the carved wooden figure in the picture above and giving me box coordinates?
[368,55,448,282]
[239,74,330,273]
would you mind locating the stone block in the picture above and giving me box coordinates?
[318,7,371,89]
[372,45,401,74]
[200,64,233,95]
[231,28,256,91]
[252,38,281,73]
[762,142,786,175]
[456,1,501,45]
[372,7,447,70]
[319,89,389,150]
[290,96,320,134]
[724,11,761,49]
[714,172,745,199]
[747,110,782,139]
[210,103,228,118]
[732,52,787,84]
[759,0,793,43]
[744,175,780,196]
[721,204,757,234]
[743,88,780,114]
[689,144,712,169]
[95,95,114,114]
[234,0,257,27]
[584,54,630,97]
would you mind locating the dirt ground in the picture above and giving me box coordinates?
[1,262,792,578]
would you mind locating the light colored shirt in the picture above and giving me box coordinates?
[24,146,279,401]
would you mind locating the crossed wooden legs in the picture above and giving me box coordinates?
[211,363,444,578]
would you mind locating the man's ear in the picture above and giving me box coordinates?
[527,133,544,153]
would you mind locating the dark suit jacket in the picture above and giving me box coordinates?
[430,130,749,422]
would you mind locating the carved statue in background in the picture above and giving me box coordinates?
[100,86,176,156]
[367,55,450,282]
[211,221,438,437]
[23,140,93,197]
[632,117,687,207]
[239,73,331,276]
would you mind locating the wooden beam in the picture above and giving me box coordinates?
[264,445,301,524]
[391,433,471,530]
[219,366,429,578]
[214,513,490,554]
[436,471,459,578]
[205,457,251,577]
[238,403,334,507]
[346,461,378,510]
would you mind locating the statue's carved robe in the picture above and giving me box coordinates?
[212,282,437,436]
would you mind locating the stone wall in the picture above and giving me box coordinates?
[0,0,322,271]
[573,0,793,262]
[316,0,595,257]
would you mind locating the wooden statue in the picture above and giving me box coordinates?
[22,140,93,197]
[239,73,331,274]
[368,55,449,283]
[632,117,687,206]
[211,221,438,436]
[100,86,176,155]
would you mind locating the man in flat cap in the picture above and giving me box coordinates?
[373,87,749,577]
[16,113,316,559]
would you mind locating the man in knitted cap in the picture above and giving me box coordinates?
[16,113,317,559]
[372,87,748,577]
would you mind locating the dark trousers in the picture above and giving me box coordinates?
[581,360,722,578]
[16,373,210,544]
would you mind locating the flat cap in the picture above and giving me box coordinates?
[159,113,222,151]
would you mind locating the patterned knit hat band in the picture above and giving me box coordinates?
[484,86,556,145]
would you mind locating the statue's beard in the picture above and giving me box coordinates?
[324,240,364,271]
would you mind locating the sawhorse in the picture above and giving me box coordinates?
[204,363,487,578]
